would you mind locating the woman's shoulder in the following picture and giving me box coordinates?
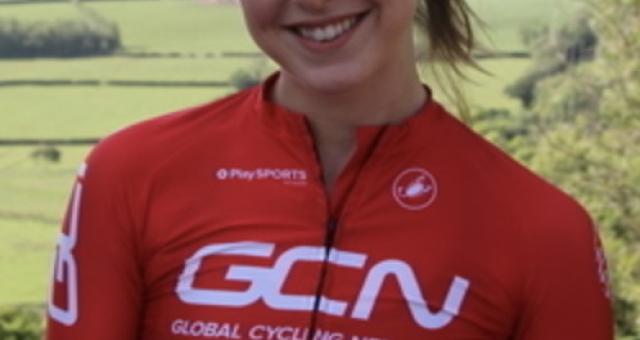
[432,104,592,232]
[72,86,264,195]
[433,107,601,290]
[106,87,256,146]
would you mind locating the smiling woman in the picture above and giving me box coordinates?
[45,1,613,340]
[240,0,419,94]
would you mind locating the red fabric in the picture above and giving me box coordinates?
[47,76,614,340]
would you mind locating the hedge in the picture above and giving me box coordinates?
[0,304,44,340]
[0,15,120,58]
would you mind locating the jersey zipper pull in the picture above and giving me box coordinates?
[324,217,338,255]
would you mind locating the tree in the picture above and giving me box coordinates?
[501,0,640,337]
[506,12,598,107]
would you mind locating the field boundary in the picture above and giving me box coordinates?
[0,50,531,60]
[0,79,231,87]
[116,50,532,59]
[0,138,99,146]
[0,210,59,225]
[116,51,263,59]
[0,0,187,5]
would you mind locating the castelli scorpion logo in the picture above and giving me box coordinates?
[392,168,438,211]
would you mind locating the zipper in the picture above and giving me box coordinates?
[308,217,338,340]
[304,124,390,339]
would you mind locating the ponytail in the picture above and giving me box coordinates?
[415,0,483,122]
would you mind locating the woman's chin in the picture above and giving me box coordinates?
[295,68,373,94]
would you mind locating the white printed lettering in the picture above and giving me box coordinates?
[171,319,241,338]
[216,167,308,184]
[176,242,274,306]
[177,244,366,316]
[48,164,87,326]
[261,247,366,315]
[177,242,470,330]
[248,325,343,340]
[351,260,470,330]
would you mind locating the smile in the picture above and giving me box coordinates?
[288,11,369,43]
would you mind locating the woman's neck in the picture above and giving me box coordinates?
[273,64,426,132]
[271,60,426,193]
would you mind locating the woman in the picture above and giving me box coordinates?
[47,0,614,339]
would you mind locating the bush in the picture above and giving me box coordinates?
[229,68,261,90]
[31,144,62,163]
[505,61,566,107]
[0,13,120,58]
[0,304,45,340]
[506,13,597,108]
[229,58,272,90]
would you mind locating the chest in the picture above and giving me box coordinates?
[136,154,522,340]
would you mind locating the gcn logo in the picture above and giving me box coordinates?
[392,168,437,211]
[176,241,470,330]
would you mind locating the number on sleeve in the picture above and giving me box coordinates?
[48,164,86,326]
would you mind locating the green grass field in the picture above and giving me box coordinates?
[0,0,577,305]
[0,219,60,305]
[0,87,233,138]
[0,146,89,305]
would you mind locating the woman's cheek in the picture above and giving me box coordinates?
[240,0,282,31]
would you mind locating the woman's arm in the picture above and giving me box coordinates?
[46,145,144,340]
[514,203,614,339]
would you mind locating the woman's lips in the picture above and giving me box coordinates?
[286,11,370,52]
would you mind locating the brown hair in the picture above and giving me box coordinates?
[415,0,482,121]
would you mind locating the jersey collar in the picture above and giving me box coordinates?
[251,72,445,152]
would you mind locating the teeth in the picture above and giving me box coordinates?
[297,17,358,42]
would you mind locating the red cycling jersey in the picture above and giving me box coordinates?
[47,75,614,340]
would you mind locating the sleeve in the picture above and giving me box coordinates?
[46,142,144,340]
[513,201,614,339]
